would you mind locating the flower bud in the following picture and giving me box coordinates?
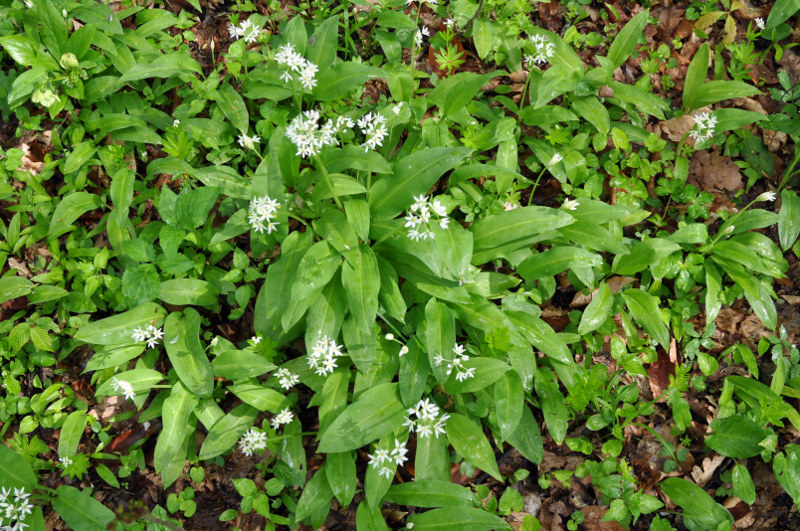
[385,333,394,341]
[60,53,79,69]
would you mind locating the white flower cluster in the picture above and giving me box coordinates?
[284,110,353,158]
[228,18,263,44]
[275,368,300,389]
[357,112,388,152]
[756,191,776,202]
[237,133,260,151]
[689,112,717,142]
[0,486,34,530]
[248,195,280,234]
[562,198,579,211]
[404,195,449,241]
[271,408,294,430]
[59,456,73,467]
[238,428,268,456]
[403,397,450,438]
[755,17,765,30]
[414,26,430,47]
[526,34,555,66]
[274,43,319,90]
[132,325,164,349]
[369,438,409,479]
[307,336,345,376]
[111,377,135,401]
[433,343,476,382]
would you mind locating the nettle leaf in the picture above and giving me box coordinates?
[121,264,160,304]
[164,308,214,397]
[175,186,219,230]
[318,383,406,453]
[661,478,733,531]
[75,302,166,345]
[446,413,502,481]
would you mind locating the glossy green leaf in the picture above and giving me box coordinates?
[283,241,341,331]
[295,467,334,522]
[356,500,389,531]
[314,62,385,101]
[74,302,166,345]
[158,279,218,307]
[369,147,471,219]
[445,357,511,394]
[518,246,602,281]
[194,166,251,199]
[661,478,733,531]
[578,282,613,335]
[689,80,761,110]
[425,299,456,383]
[494,370,524,440]
[724,265,777,330]
[49,191,103,237]
[415,430,451,482]
[0,445,37,489]
[58,411,87,458]
[682,43,709,110]
[731,464,756,505]
[230,383,286,412]
[613,238,680,275]
[385,480,473,507]
[606,9,649,69]
[571,96,610,136]
[164,308,214,397]
[216,82,249,132]
[429,71,502,117]
[52,486,115,531]
[472,18,499,59]
[774,444,800,504]
[535,368,568,445]
[199,404,258,460]
[153,382,198,476]
[507,406,543,465]
[766,0,800,28]
[326,452,357,506]
[446,413,502,481]
[0,276,33,304]
[779,190,800,250]
[94,369,163,398]
[705,415,767,458]
[318,383,406,453]
[342,244,380,332]
[119,53,201,83]
[622,288,670,347]
[407,507,512,531]
[212,350,276,381]
[0,35,36,65]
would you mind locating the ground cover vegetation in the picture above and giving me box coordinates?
[0,0,799,529]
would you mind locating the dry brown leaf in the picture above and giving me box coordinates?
[690,454,726,487]
[660,114,696,142]
[580,506,624,531]
[690,150,744,193]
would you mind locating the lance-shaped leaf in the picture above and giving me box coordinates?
[622,288,670,347]
[342,244,380,332]
[164,308,214,397]
[153,382,198,475]
[75,302,166,345]
[578,282,613,335]
[199,404,258,460]
[446,413,502,481]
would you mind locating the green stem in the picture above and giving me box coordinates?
[527,168,546,206]
[315,155,343,210]
[372,222,406,247]
[778,145,800,192]
[517,67,533,127]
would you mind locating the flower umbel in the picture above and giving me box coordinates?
[0,486,34,530]
[271,408,294,429]
[526,34,555,66]
[307,335,346,376]
[284,110,353,158]
[131,325,163,349]
[404,195,450,241]
[434,343,476,382]
[368,438,408,480]
[562,198,579,211]
[755,17,765,30]
[229,18,263,44]
[756,191,776,202]
[689,112,717,142]
[357,112,388,152]
[274,43,319,91]
[111,377,136,401]
[404,397,450,438]
[275,368,300,389]
[248,195,280,234]
[238,428,268,456]
[237,133,261,151]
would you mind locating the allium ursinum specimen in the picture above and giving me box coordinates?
[275,368,300,389]
[369,438,409,478]
[433,343,475,382]
[284,110,353,158]
[414,26,430,47]
[357,112,388,152]
[237,133,260,151]
[756,191,777,202]
[526,34,555,66]
[274,43,319,90]
[562,198,579,211]
[248,195,280,234]
[689,112,717,142]
[131,324,164,349]
[270,408,294,429]
[228,18,263,44]
[238,428,268,456]
[403,398,450,438]
[307,336,346,376]
[0,486,34,530]
[755,17,765,30]
[111,377,135,401]
[404,195,450,241]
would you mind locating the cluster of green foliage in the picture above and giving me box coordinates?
[1,0,800,530]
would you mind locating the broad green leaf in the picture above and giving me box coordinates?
[724,265,777,330]
[425,299,456,383]
[711,240,774,277]
[579,282,613,335]
[687,80,761,110]
[494,370,524,440]
[607,9,649,69]
[63,141,98,174]
[153,382,198,475]
[507,406,543,465]
[342,316,378,374]
[415,431,451,482]
[446,413,502,481]
[445,357,511,394]
[428,71,503,117]
[164,308,214,397]
[95,369,164,398]
[529,28,583,77]
[683,43,709,110]
[779,190,800,250]
[613,238,680,275]
[774,445,800,504]
[0,35,36,65]
[705,415,767,458]
[364,433,403,507]
[294,467,334,523]
[307,15,340,72]
[535,368,568,445]
[0,445,37,489]
[52,486,115,531]
[661,478,733,531]
[766,0,800,28]
[385,480,473,507]
[314,62,385,101]
[158,279,218,307]
[731,464,756,505]
[199,404,258,460]
[121,264,160,304]
[571,96,610,136]
[49,191,103,237]
[119,53,201,83]
[216,82,249,132]
[713,108,766,132]
[230,383,286,412]
[326,452,357,506]
[58,411,87,458]
[194,398,224,430]
[318,383,406,453]
[369,147,471,219]
[505,309,573,366]
[319,370,350,434]
[407,507,512,531]
[342,244,380,332]
[607,81,669,119]
[83,344,141,373]
[470,206,575,263]
[321,146,392,174]
[472,18,499,59]
[705,262,722,327]
[283,241,341,331]
[194,166,250,198]
[0,276,32,304]
[517,246,602,281]
[212,350,276,381]
[399,340,428,407]
[313,208,359,256]
[622,289,670,347]
[356,500,389,531]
